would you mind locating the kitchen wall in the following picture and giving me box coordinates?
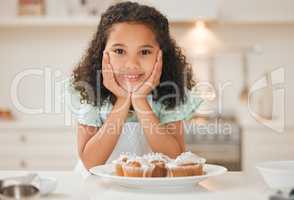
[1,24,293,125]
[0,0,294,173]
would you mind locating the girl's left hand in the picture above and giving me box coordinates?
[131,50,162,101]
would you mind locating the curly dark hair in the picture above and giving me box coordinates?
[72,1,195,110]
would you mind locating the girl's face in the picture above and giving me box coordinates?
[105,22,160,92]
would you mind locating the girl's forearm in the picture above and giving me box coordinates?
[132,98,182,158]
[81,98,130,169]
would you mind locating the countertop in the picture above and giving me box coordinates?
[0,171,273,200]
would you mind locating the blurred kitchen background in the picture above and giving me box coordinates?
[0,0,293,175]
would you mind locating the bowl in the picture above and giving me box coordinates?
[256,160,294,190]
[0,184,40,200]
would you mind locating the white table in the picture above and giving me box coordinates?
[0,171,273,200]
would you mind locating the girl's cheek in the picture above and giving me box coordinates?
[108,53,127,72]
[140,55,158,73]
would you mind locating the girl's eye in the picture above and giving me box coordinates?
[141,49,152,55]
[113,48,125,55]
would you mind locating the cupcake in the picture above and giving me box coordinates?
[112,152,135,176]
[122,157,154,177]
[143,153,170,177]
[167,152,206,177]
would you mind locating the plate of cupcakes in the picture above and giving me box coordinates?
[89,151,227,188]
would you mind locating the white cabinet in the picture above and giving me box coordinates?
[220,0,294,23]
[0,127,77,170]
[0,0,219,27]
[135,0,218,22]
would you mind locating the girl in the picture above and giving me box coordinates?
[66,1,203,176]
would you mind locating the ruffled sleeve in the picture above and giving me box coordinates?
[64,77,102,127]
[158,87,204,124]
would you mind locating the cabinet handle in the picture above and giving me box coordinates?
[20,160,27,168]
[20,135,27,143]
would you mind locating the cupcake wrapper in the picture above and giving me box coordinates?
[168,164,204,177]
[122,165,153,177]
[115,164,124,176]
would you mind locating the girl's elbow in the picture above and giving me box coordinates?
[79,153,105,170]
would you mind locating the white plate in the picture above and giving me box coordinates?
[90,164,227,188]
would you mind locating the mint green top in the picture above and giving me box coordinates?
[65,78,204,127]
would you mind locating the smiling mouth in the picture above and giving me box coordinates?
[121,74,144,82]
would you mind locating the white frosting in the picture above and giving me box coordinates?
[123,157,155,177]
[174,151,206,165]
[113,152,205,172]
[143,152,171,163]
[166,160,178,169]
[125,156,153,169]
[112,152,136,164]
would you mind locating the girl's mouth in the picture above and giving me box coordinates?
[121,74,144,82]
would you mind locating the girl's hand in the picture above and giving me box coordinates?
[131,50,162,101]
[102,51,131,101]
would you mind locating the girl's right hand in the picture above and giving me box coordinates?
[102,51,131,101]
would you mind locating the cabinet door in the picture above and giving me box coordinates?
[0,129,77,170]
[0,154,77,170]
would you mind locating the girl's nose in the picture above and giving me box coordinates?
[125,55,140,70]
